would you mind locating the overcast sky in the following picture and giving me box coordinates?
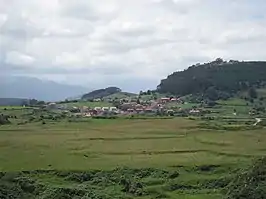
[1,0,266,92]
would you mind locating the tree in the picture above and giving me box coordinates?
[206,100,217,107]
[248,88,258,99]
[0,114,11,125]
[113,101,121,108]
[21,100,29,106]
[213,58,224,64]
[36,101,45,106]
[205,87,219,101]
[29,99,38,106]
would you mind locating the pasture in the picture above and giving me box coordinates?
[1,118,265,171]
[0,117,265,198]
[60,101,112,108]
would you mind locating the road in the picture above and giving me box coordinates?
[254,118,262,126]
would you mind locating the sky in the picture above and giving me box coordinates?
[1,0,266,92]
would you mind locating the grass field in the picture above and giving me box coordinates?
[61,101,113,108]
[103,92,137,100]
[1,118,265,171]
[0,117,265,198]
[0,106,29,109]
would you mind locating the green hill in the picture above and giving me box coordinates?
[103,91,137,100]
[157,59,266,100]
[81,87,121,100]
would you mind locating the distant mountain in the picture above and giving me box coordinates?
[157,59,266,100]
[0,76,90,101]
[0,98,28,106]
[82,87,121,100]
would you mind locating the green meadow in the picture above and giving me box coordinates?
[0,116,266,198]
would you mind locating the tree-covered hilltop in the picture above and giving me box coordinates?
[81,87,122,100]
[157,59,266,100]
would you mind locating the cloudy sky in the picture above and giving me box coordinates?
[1,0,266,92]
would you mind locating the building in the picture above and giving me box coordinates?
[160,98,171,103]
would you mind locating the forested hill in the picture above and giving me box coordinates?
[81,87,122,100]
[157,59,266,98]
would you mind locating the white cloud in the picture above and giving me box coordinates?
[5,51,35,65]
[0,0,266,91]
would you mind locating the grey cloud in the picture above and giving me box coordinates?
[0,15,43,39]
[1,0,266,91]
[59,0,117,22]
[100,37,176,55]
[0,61,131,76]
[59,0,100,21]
[154,0,198,15]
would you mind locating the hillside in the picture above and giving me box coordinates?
[157,59,266,100]
[81,87,122,100]
[103,91,137,100]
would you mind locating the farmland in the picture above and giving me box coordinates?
[60,101,113,108]
[1,114,266,198]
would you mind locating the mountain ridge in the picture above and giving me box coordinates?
[0,76,90,101]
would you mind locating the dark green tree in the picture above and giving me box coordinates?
[248,88,258,99]
[0,114,11,125]
[146,90,151,95]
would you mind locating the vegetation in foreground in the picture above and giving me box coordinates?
[1,115,266,198]
[225,157,266,199]
[0,165,232,199]
[2,157,265,199]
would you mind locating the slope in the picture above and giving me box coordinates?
[81,87,122,100]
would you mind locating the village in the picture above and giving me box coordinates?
[45,96,203,118]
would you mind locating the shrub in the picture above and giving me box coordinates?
[167,171,180,179]
[29,116,36,122]
[0,114,11,125]
[225,157,266,199]
[120,179,145,196]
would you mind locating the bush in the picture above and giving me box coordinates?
[0,173,38,199]
[0,114,11,125]
[92,116,118,119]
[120,179,145,196]
[225,157,266,199]
[167,171,180,179]
[29,116,36,122]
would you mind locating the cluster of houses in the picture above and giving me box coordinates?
[45,97,203,117]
